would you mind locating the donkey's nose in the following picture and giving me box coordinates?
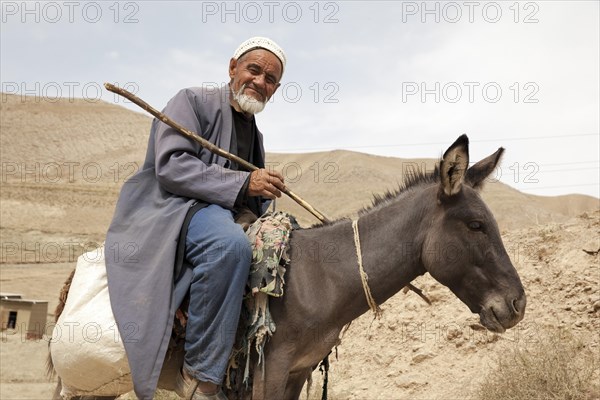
[511,292,527,318]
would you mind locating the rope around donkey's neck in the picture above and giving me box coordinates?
[352,218,382,318]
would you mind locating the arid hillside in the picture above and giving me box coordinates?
[1,93,596,254]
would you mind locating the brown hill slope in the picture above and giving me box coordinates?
[0,94,598,263]
[267,151,599,229]
[1,94,150,167]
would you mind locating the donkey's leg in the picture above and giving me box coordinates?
[283,368,312,400]
[252,343,295,400]
[252,365,289,400]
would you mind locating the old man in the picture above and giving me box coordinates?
[105,37,286,400]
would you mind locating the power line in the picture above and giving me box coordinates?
[473,133,599,143]
[537,167,600,174]
[540,160,599,167]
[270,133,599,152]
[517,183,599,191]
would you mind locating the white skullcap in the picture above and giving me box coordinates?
[232,36,286,73]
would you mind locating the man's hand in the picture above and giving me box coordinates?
[248,169,285,199]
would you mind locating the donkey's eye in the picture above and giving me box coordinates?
[468,221,483,231]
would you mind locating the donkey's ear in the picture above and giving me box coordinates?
[439,134,469,199]
[465,147,504,190]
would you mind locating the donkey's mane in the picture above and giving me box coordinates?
[309,163,441,228]
[360,164,441,215]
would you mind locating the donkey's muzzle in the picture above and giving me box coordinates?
[480,291,526,333]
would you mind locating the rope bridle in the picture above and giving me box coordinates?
[351,218,382,318]
[351,218,432,317]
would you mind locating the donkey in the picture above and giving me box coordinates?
[251,134,526,399]
[49,135,526,399]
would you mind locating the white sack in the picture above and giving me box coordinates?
[50,246,133,398]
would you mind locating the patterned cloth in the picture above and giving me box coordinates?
[237,211,293,385]
[246,211,291,297]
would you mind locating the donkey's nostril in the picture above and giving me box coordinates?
[511,293,527,316]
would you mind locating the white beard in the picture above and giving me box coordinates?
[232,84,267,114]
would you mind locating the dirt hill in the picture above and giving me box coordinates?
[1,94,596,255]
[0,94,598,399]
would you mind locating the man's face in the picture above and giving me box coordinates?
[229,49,282,113]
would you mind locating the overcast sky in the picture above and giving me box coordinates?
[1,1,599,198]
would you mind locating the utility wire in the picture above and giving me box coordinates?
[270,133,599,152]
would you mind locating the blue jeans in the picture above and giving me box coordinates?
[183,204,252,385]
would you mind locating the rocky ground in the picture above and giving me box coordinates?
[1,212,598,399]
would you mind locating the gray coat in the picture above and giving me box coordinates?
[105,86,267,399]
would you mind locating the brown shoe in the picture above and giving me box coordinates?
[174,368,190,398]
[175,369,227,400]
[188,388,227,400]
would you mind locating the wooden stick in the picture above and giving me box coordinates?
[104,83,330,224]
[405,283,432,305]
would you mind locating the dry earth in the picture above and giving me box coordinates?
[1,94,599,399]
